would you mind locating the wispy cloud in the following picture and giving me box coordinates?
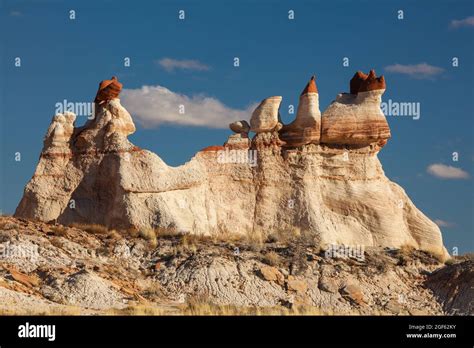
[9,10,22,17]
[427,163,470,179]
[121,85,256,128]
[450,16,474,29]
[384,63,444,79]
[434,219,455,228]
[156,58,210,72]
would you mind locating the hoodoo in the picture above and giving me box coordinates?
[280,75,321,147]
[15,72,449,260]
[321,69,391,147]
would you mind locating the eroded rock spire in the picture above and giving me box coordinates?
[279,75,321,147]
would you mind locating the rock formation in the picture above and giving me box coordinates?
[43,112,76,152]
[249,96,282,133]
[94,76,123,104]
[280,76,321,147]
[225,120,251,149]
[321,70,390,147]
[350,71,368,95]
[15,72,449,260]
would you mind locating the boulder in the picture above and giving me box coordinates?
[8,268,39,288]
[249,96,282,133]
[318,275,338,293]
[340,280,365,305]
[229,120,250,134]
[287,276,308,293]
[385,299,403,314]
[258,265,284,285]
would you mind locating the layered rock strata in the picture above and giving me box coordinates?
[15,73,448,260]
[321,70,390,147]
[280,76,321,147]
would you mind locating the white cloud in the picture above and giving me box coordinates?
[384,63,444,79]
[121,85,256,129]
[9,10,22,16]
[426,163,470,179]
[450,16,474,29]
[157,58,210,72]
[434,219,455,228]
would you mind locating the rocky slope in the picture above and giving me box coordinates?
[15,72,449,260]
[0,216,471,315]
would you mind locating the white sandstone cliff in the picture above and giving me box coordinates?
[15,75,449,260]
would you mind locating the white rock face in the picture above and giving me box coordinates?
[15,97,448,260]
[250,96,282,133]
[224,133,251,149]
[43,112,76,151]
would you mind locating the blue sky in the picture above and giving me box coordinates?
[1,0,473,253]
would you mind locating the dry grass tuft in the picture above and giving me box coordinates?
[177,234,201,253]
[211,224,244,243]
[180,296,331,316]
[139,228,158,248]
[0,305,84,316]
[154,226,180,238]
[50,225,68,236]
[243,228,265,251]
[110,305,171,316]
[395,243,416,265]
[266,227,316,246]
[106,229,122,241]
[262,250,281,266]
[70,223,109,235]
